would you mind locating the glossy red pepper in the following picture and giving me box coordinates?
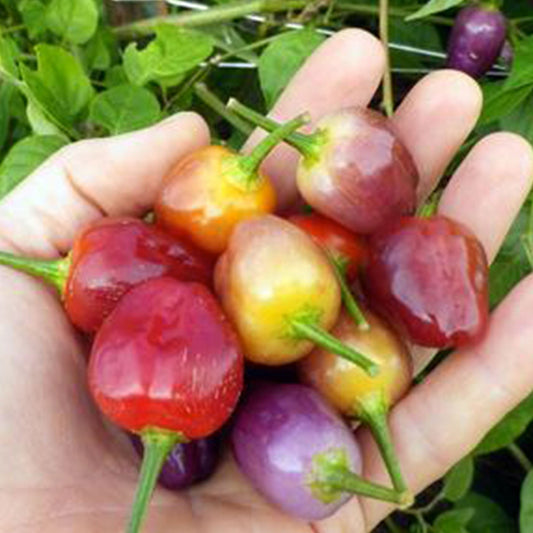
[89,276,243,533]
[289,213,368,281]
[0,217,213,332]
[363,215,489,348]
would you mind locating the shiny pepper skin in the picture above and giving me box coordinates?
[363,216,489,349]
[296,108,419,235]
[155,146,276,255]
[65,217,213,332]
[89,277,244,439]
[300,309,412,417]
[215,215,340,366]
[290,213,369,281]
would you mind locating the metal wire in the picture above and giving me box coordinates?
[112,0,508,75]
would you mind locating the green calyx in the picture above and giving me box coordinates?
[356,391,411,501]
[286,307,380,377]
[227,98,327,165]
[224,112,311,191]
[308,447,410,506]
[0,250,71,296]
[127,428,186,533]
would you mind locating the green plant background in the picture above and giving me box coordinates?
[1,1,533,531]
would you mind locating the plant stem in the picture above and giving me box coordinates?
[114,0,309,38]
[322,465,409,505]
[240,112,310,175]
[379,0,394,117]
[336,3,454,26]
[290,318,380,376]
[359,392,410,497]
[0,251,70,294]
[212,33,280,65]
[194,83,253,136]
[227,98,318,157]
[127,430,182,533]
[0,24,25,35]
[508,443,532,472]
[384,516,406,533]
[330,256,369,331]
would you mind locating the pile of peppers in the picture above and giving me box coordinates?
[0,99,490,532]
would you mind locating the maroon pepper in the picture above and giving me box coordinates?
[0,217,213,332]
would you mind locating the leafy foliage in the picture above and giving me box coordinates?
[0,1,533,532]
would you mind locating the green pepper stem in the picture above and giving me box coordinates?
[358,392,410,497]
[0,250,70,294]
[194,83,253,136]
[239,112,311,178]
[127,430,183,533]
[318,462,411,506]
[330,256,370,331]
[290,318,380,377]
[227,98,319,158]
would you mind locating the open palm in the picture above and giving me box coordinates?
[1,30,532,533]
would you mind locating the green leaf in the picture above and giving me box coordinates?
[123,25,214,88]
[433,508,474,533]
[20,44,94,131]
[89,84,161,135]
[456,493,515,533]
[46,0,98,45]
[489,205,532,306]
[26,101,66,137]
[0,83,14,152]
[521,471,533,532]
[259,29,325,109]
[0,135,67,197]
[83,28,113,71]
[18,0,48,39]
[0,36,19,79]
[104,65,128,88]
[443,456,475,502]
[406,0,464,21]
[475,392,533,455]
[480,81,533,125]
[390,19,442,69]
[500,91,533,144]
[504,35,533,92]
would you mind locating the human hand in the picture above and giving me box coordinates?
[0,29,531,533]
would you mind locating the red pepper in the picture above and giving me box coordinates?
[89,276,243,532]
[0,217,213,332]
[289,213,369,281]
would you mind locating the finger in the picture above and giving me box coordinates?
[245,29,386,211]
[391,70,482,204]
[358,273,533,529]
[439,132,533,262]
[0,113,209,256]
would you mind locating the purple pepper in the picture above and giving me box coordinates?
[131,434,220,490]
[446,5,507,79]
[231,383,408,521]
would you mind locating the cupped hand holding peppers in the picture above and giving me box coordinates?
[1,29,533,533]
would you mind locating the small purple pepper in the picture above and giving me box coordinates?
[231,383,409,521]
[131,434,220,490]
[499,40,514,68]
[446,5,507,79]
